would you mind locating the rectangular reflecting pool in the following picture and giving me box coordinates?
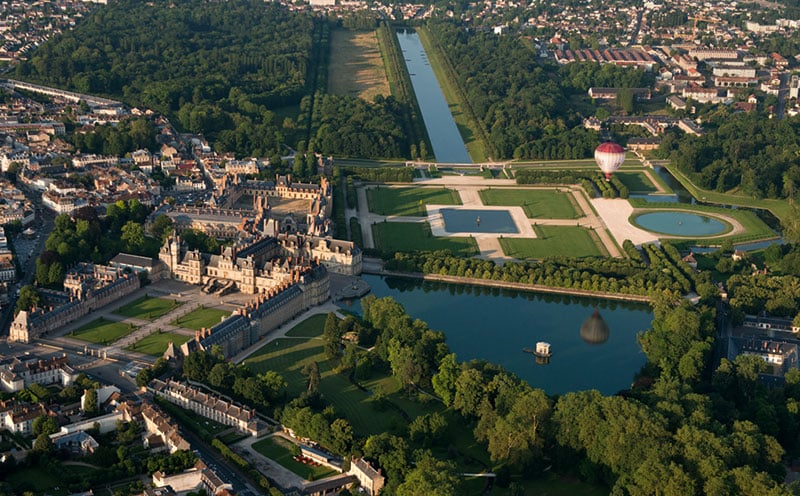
[441,208,519,234]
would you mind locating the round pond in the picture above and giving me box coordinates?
[632,211,728,236]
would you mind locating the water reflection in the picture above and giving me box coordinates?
[580,309,610,345]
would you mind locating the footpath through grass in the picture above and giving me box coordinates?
[367,186,461,216]
[253,436,337,480]
[172,307,231,330]
[114,295,182,321]
[372,222,479,256]
[500,226,603,259]
[127,331,192,356]
[479,188,579,219]
[70,318,137,345]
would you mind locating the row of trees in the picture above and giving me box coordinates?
[385,245,707,297]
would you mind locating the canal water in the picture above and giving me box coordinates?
[397,30,472,164]
[342,275,653,395]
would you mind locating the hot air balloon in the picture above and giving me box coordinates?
[580,309,610,345]
[594,142,626,181]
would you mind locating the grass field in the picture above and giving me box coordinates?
[253,436,338,480]
[367,187,461,216]
[126,331,192,356]
[500,226,603,259]
[372,222,479,255]
[615,171,658,193]
[245,337,411,436]
[114,295,182,320]
[6,466,68,495]
[328,29,390,101]
[285,313,327,338]
[479,189,579,219]
[70,318,137,345]
[172,307,231,330]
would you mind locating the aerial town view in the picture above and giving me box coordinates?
[3,0,800,494]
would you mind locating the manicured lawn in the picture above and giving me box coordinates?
[253,436,338,480]
[367,187,461,216]
[479,474,609,496]
[372,222,478,255]
[500,226,603,259]
[114,295,182,320]
[172,307,231,330]
[245,338,410,436]
[615,171,657,193]
[126,331,192,356]
[70,318,137,345]
[479,189,579,219]
[285,313,328,338]
[6,466,67,494]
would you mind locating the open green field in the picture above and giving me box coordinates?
[417,27,488,162]
[245,337,414,436]
[70,318,137,345]
[328,29,390,101]
[253,436,338,480]
[126,331,192,356]
[6,466,73,495]
[172,307,231,330]
[479,188,579,219]
[372,222,479,255]
[285,313,327,338]
[500,226,603,259]
[367,187,461,216]
[615,171,658,193]
[461,473,609,496]
[114,295,182,320]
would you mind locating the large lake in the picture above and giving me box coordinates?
[397,30,472,164]
[342,275,654,395]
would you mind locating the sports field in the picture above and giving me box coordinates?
[114,296,182,320]
[367,187,461,216]
[372,222,478,255]
[328,29,390,101]
[252,436,337,480]
[479,188,579,219]
[172,307,231,330]
[70,318,137,344]
[500,226,603,259]
[127,331,192,356]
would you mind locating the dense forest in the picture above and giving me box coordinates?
[657,113,800,200]
[423,21,652,160]
[17,0,313,158]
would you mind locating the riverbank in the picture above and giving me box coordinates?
[361,258,651,303]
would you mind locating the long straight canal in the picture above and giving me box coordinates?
[397,30,472,164]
